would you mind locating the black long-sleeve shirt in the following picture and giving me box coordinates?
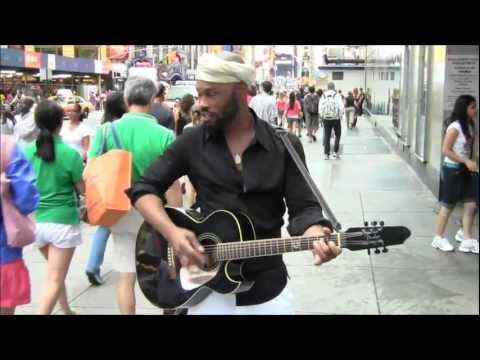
[128,109,332,305]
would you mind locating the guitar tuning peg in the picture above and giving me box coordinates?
[364,221,369,227]
[374,248,381,254]
[382,246,388,253]
[372,221,378,226]
[379,221,385,227]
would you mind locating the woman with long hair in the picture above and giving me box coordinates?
[175,94,195,136]
[60,103,90,161]
[24,100,85,314]
[285,92,302,135]
[352,88,359,128]
[345,91,356,129]
[85,92,127,286]
[433,95,478,254]
[276,92,287,128]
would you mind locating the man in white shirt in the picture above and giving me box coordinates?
[318,82,345,160]
[14,97,39,148]
[249,81,278,126]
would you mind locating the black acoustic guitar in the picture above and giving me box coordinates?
[135,206,411,310]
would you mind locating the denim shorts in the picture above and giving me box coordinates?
[438,162,475,209]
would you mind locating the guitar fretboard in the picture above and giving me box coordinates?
[209,233,358,261]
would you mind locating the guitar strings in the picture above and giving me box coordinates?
[200,238,384,256]
[198,232,365,247]
[207,240,385,260]
[198,232,370,250]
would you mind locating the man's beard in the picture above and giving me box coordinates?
[205,93,239,131]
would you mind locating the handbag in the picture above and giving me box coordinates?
[0,136,36,248]
[83,122,132,227]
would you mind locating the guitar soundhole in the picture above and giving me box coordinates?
[199,236,219,271]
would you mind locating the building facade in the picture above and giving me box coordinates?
[370,45,479,196]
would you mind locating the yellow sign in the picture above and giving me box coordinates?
[208,45,223,54]
[24,45,35,53]
[63,45,75,58]
[168,51,178,64]
[100,45,108,61]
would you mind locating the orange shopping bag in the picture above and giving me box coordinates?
[83,122,132,227]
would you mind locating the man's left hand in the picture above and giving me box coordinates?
[303,224,341,266]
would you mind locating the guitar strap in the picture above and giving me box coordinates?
[275,127,342,231]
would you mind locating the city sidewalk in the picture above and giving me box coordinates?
[17,115,479,315]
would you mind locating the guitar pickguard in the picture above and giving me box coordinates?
[179,265,220,291]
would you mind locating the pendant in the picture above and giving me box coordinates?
[234,154,242,165]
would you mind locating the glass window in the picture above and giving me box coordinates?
[364,46,404,128]
[332,71,344,80]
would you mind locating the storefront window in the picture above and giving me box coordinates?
[364,46,404,132]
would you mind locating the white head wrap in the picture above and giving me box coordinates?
[196,53,256,87]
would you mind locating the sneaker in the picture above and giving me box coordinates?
[455,229,464,242]
[333,153,340,159]
[431,236,454,252]
[86,271,104,286]
[324,154,330,160]
[458,239,479,254]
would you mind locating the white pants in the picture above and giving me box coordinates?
[188,286,295,315]
[110,209,143,273]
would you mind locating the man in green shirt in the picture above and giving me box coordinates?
[88,76,182,315]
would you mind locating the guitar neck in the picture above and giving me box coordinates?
[211,232,362,261]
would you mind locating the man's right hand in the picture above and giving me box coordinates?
[166,227,206,268]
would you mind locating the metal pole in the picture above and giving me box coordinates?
[364,45,368,92]
[310,45,315,85]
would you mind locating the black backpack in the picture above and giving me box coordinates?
[304,93,319,115]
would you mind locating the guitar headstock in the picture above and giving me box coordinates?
[344,221,410,254]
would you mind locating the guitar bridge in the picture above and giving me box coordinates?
[167,246,178,280]
[167,246,175,268]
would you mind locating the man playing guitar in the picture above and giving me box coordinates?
[128,51,341,314]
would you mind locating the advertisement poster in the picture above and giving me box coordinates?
[443,51,479,160]
[25,51,41,68]
[108,46,129,61]
[444,54,479,111]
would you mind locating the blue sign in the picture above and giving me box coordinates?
[55,56,95,74]
[0,48,25,68]
[0,48,98,74]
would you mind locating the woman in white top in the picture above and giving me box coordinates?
[60,103,90,161]
[433,95,478,254]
